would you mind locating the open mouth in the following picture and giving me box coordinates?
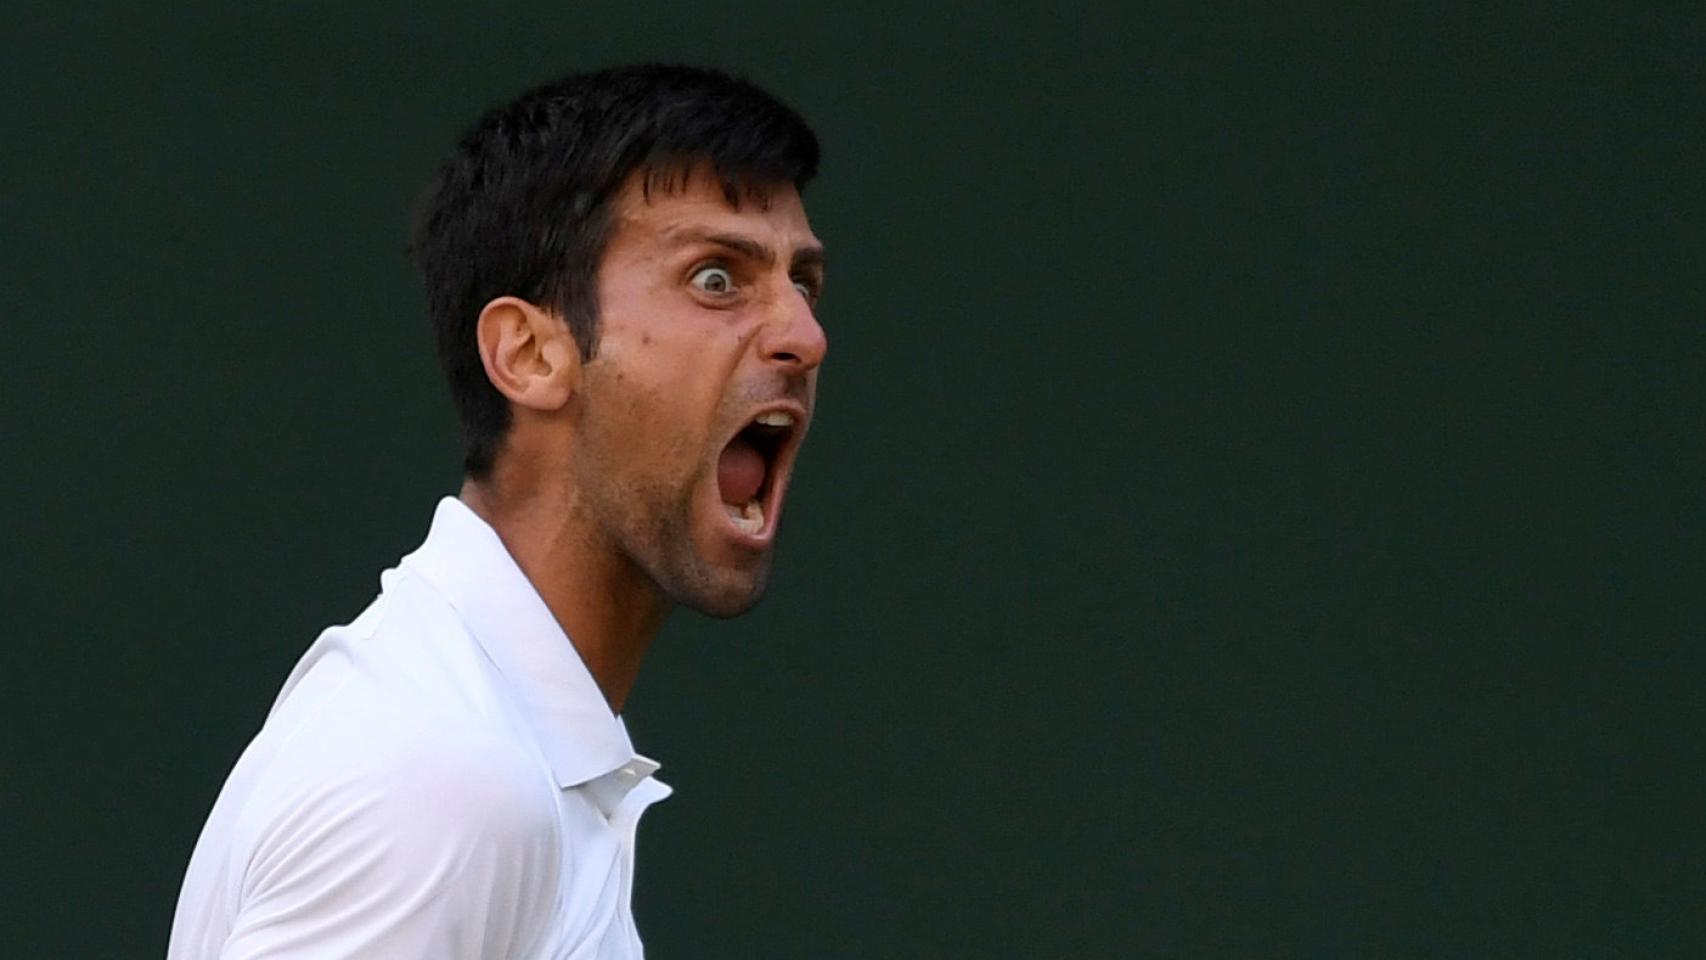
[716,409,797,537]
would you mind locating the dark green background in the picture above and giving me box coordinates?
[4,3,1701,956]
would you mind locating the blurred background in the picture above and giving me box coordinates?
[3,2,1701,956]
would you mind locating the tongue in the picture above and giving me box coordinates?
[717,435,766,505]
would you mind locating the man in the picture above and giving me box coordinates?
[168,64,827,958]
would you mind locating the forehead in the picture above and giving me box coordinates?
[604,168,819,257]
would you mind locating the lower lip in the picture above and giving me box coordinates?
[718,519,772,554]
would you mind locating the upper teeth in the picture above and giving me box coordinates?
[755,411,795,427]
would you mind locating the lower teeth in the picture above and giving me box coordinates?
[724,499,764,534]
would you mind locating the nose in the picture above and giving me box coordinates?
[758,283,828,373]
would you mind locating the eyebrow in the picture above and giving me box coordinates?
[669,228,827,271]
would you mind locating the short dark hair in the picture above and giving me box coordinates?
[408,64,821,478]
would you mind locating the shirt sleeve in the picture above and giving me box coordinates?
[220,727,561,960]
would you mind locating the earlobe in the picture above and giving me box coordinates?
[475,296,579,412]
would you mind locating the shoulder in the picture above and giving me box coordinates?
[259,582,551,840]
[248,567,562,862]
[251,710,559,870]
[374,718,560,844]
[228,720,562,956]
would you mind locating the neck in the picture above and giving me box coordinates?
[458,477,669,714]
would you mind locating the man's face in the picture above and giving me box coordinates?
[566,170,826,617]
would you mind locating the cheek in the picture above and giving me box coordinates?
[584,325,732,469]
[587,374,703,478]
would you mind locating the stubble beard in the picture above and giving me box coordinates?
[633,466,772,619]
[575,428,772,622]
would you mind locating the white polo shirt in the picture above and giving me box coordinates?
[169,497,671,959]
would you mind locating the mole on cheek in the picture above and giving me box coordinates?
[641,333,653,346]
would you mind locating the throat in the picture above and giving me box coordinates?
[455,483,666,712]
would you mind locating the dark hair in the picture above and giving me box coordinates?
[408,64,821,478]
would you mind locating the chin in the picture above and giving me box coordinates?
[670,562,772,619]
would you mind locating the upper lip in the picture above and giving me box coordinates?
[724,400,809,451]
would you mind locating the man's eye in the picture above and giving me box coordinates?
[690,266,734,294]
[792,279,817,301]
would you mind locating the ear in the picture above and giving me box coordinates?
[474,296,580,412]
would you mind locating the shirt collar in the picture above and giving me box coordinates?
[399,496,666,805]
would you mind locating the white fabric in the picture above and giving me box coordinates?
[169,497,672,959]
